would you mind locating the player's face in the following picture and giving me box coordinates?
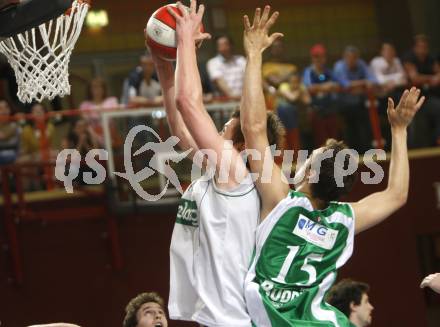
[353,293,374,326]
[135,302,168,327]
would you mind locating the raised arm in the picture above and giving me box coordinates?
[352,87,425,234]
[146,39,199,157]
[241,6,289,218]
[168,0,246,188]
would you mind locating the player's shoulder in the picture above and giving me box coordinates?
[326,201,355,219]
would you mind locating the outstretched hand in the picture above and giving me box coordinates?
[387,87,425,129]
[420,273,440,294]
[167,0,211,46]
[243,6,284,57]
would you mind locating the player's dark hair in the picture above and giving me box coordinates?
[123,292,165,327]
[230,108,285,149]
[326,279,370,317]
[310,139,358,202]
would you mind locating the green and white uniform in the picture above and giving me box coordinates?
[244,191,355,327]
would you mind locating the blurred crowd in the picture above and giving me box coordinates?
[1,34,440,182]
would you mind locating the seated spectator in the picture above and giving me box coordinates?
[263,39,297,90]
[370,42,407,149]
[403,35,440,147]
[123,292,168,327]
[371,42,407,96]
[303,44,342,147]
[80,77,120,146]
[17,103,55,190]
[207,35,245,99]
[326,279,374,327]
[126,53,163,107]
[334,46,377,153]
[262,39,297,110]
[20,103,55,161]
[62,118,99,185]
[277,73,311,152]
[62,118,99,156]
[0,99,20,165]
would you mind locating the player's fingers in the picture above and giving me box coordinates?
[269,32,284,44]
[167,6,181,20]
[415,95,425,111]
[176,2,188,18]
[190,0,196,13]
[259,5,271,28]
[252,7,261,27]
[387,97,395,112]
[197,3,205,19]
[265,11,280,31]
[243,15,251,31]
[200,32,211,40]
[397,89,409,109]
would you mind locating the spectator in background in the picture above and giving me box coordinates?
[62,118,99,157]
[263,38,297,91]
[123,292,168,327]
[262,39,297,110]
[126,53,163,107]
[371,42,407,96]
[80,77,120,147]
[277,72,311,152]
[303,44,342,147]
[18,103,55,190]
[0,99,20,165]
[334,46,377,153]
[403,35,440,147]
[326,279,374,327]
[370,42,407,149]
[207,35,246,99]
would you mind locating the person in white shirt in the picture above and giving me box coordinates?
[147,1,284,326]
[206,35,246,99]
[370,42,407,95]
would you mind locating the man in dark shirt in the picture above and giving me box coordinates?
[403,35,440,147]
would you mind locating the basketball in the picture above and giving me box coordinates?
[146,4,204,61]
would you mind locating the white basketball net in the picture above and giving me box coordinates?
[0,0,89,103]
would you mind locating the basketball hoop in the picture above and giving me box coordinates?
[0,0,90,103]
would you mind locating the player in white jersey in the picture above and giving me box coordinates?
[146,1,284,326]
[239,6,425,326]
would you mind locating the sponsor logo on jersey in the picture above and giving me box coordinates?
[176,199,199,227]
[293,215,338,250]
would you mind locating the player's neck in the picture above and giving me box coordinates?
[296,184,327,210]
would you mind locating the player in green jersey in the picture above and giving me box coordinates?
[239,6,425,327]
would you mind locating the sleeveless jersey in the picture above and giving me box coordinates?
[169,174,259,327]
[245,191,355,327]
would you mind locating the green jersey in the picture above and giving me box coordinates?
[244,191,355,327]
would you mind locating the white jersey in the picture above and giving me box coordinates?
[169,174,259,327]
